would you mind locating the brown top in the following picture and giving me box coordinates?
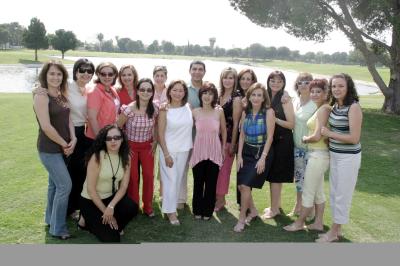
[36,95,71,153]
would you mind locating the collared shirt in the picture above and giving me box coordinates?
[187,81,201,109]
[86,83,120,139]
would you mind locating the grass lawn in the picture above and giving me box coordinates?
[0,49,390,85]
[0,94,398,243]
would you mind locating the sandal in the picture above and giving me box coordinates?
[315,233,339,243]
[233,221,246,233]
[53,234,73,240]
[307,224,324,232]
[245,212,259,224]
[194,215,202,220]
[76,214,89,231]
[261,208,281,219]
[283,223,306,232]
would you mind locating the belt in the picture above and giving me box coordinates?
[245,142,264,148]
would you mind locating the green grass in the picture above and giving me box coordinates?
[0,93,399,243]
[0,49,390,85]
[260,60,390,84]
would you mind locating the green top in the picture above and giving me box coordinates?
[293,99,317,149]
[307,106,328,150]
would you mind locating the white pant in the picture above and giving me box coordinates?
[302,150,330,208]
[329,152,361,224]
[160,150,190,213]
[178,149,192,204]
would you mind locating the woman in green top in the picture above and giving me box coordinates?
[78,124,138,242]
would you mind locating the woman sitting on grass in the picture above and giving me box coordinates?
[78,124,138,242]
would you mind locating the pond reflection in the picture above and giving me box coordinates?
[0,57,380,96]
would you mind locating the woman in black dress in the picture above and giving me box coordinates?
[262,71,295,219]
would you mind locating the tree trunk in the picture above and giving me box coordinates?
[34,49,38,61]
[62,51,64,59]
[383,73,400,114]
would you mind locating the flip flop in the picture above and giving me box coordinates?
[283,223,306,232]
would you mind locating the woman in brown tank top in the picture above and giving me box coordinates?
[33,60,77,240]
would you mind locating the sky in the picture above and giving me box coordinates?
[2,0,354,54]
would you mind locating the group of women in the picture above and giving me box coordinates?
[33,58,362,243]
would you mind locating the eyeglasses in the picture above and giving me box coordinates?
[78,67,94,74]
[138,88,153,93]
[99,72,115,78]
[105,135,122,141]
[297,81,310,86]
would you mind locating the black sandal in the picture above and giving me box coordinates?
[76,213,89,231]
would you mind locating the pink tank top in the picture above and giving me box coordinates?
[189,109,223,168]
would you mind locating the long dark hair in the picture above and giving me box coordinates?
[329,73,359,106]
[86,124,130,171]
[267,70,286,105]
[136,78,156,118]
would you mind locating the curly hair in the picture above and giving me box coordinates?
[329,73,359,106]
[86,124,130,171]
[136,78,156,118]
[245,82,271,115]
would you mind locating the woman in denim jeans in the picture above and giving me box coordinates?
[33,60,77,240]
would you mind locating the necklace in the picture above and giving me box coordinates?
[106,152,121,194]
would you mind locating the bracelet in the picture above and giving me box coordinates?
[107,204,114,209]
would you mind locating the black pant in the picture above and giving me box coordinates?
[192,160,219,217]
[80,194,138,242]
[67,126,92,215]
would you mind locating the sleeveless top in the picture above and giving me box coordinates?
[307,106,328,150]
[243,110,267,145]
[164,103,193,153]
[189,109,223,168]
[81,151,124,200]
[328,103,361,154]
[270,91,292,140]
[218,89,241,143]
[293,99,317,149]
[36,95,70,153]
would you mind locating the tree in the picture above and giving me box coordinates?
[161,41,175,54]
[96,33,104,51]
[0,27,9,49]
[51,29,78,59]
[349,48,366,66]
[227,48,241,59]
[147,40,160,54]
[101,39,114,52]
[0,22,25,46]
[230,0,400,114]
[277,46,291,60]
[22,17,48,61]
[249,43,267,60]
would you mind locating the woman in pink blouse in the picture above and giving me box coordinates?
[189,82,227,220]
[117,78,159,217]
[86,62,120,140]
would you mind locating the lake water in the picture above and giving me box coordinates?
[0,56,380,96]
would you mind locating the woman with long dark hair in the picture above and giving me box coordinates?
[117,78,159,217]
[78,124,138,242]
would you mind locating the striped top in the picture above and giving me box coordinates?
[243,110,267,145]
[328,103,361,154]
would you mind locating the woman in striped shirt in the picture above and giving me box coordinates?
[318,73,362,243]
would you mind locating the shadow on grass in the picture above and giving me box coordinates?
[18,59,41,65]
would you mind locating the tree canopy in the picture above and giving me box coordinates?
[230,0,400,114]
[22,17,48,61]
[51,29,78,59]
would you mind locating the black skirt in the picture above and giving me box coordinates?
[237,143,274,189]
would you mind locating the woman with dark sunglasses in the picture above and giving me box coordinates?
[117,78,159,218]
[78,124,138,242]
[86,62,120,141]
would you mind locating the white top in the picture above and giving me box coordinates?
[68,81,88,127]
[165,103,193,152]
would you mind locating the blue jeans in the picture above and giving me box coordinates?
[39,152,72,236]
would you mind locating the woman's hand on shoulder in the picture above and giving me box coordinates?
[281,91,291,104]
[159,103,168,112]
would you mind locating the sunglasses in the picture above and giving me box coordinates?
[99,72,115,78]
[78,67,94,74]
[297,81,310,86]
[105,135,122,141]
[138,88,153,93]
